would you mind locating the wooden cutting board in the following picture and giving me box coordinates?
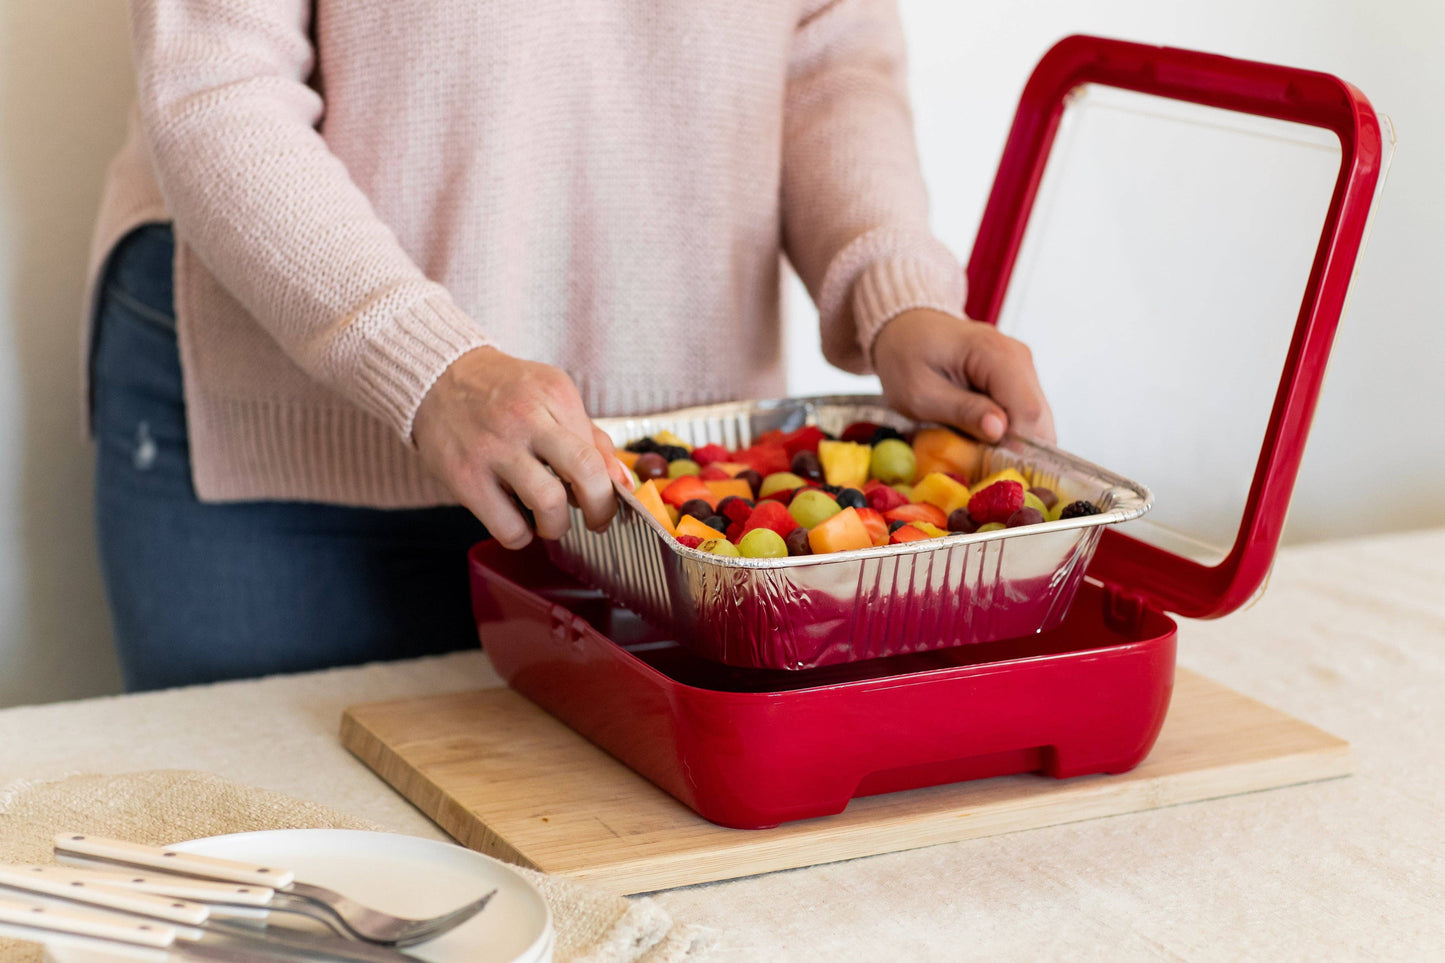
[340,669,1349,895]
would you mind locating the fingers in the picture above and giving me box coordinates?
[460,478,535,549]
[592,425,635,491]
[496,456,573,540]
[905,368,1011,444]
[533,429,618,532]
[965,333,1058,445]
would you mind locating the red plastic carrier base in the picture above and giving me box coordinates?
[471,541,1176,830]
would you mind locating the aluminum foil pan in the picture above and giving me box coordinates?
[544,395,1152,670]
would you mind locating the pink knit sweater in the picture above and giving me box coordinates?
[88,0,966,507]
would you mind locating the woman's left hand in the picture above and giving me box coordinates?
[872,308,1057,445]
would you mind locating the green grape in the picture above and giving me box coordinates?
[788,489,842,529]
[738,529,788,559]
[869,438,917,485]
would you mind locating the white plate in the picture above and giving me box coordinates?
[46,829,552,963]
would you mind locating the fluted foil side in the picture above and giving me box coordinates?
[544,396,1150,670]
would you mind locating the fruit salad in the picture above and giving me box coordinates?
[615,423,1102,558]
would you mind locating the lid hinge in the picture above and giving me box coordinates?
[1100,581,1150,636]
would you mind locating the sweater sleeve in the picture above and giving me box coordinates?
[130,0,491,440]
[781,0,966,374]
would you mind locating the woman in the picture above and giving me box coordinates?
[88,0,1054,690]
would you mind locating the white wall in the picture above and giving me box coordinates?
[0,1,1440,706]
[789,0,1445,548]
[0,1,132,706]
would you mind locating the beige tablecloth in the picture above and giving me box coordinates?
[2,527,1443,960]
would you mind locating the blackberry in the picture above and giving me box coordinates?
[655,444,690,463]
[625,437,660,454]
[819,483,844,496]
[869,425,906,445]
[1059,500,1100,519]
[835,488,867,510]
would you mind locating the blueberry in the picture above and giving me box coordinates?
[703,514,730,532]
[835,488,867,510]
[678,499,713,521]
[869,426,906,445]
[888,519,908,534]
[656,445,690,464]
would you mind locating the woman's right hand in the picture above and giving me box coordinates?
[413,347,628,549]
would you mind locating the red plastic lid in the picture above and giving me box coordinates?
[967,36,1388,619]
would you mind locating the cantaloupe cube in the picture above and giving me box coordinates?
[633,480,676,535]
[676,514,727,541]
[807,507,872,555]
[912,427,979,478]
[704,478,753,503]
[615,449,641,470]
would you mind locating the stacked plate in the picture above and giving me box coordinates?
[42,829,553,963]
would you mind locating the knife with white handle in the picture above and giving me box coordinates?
[0,864,211,925]
[0,891,422,962]
[54,834,494,947]
[55,835,294,888]
[2,867,423,962]
[0,895,176,947]
[41,860,276,908]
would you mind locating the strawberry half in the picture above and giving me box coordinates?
[855,507,890,547]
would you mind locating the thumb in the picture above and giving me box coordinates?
[923,377,1009,443]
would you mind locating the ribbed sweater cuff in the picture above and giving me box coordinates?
[816,227,966,373]
[352,292,492,443]
[852,254,966,361]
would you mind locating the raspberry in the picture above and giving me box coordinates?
[676,534,704,549]
[1059,500,1101,519]
[968,480,1026,525]
[690,443,730,467]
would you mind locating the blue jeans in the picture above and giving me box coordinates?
[92,225,487,691]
